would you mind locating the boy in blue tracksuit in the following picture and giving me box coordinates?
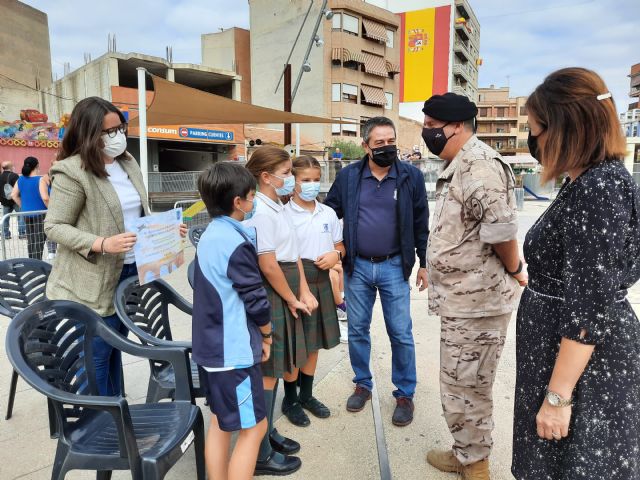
[192,162,273,480]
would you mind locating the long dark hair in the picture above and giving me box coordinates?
[22,156,39,176]
[57,97,128,178]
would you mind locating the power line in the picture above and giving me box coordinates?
[0,73,74,102]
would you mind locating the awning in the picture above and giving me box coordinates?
[360,84,387,106]
[331,47,365,64]
[129,74,342,127]
[362,18,388,43]
[362,53,388,78]
[385,60,401,74]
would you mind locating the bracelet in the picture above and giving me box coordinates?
[100,237,106,255]
[334,249,342,261]
[506,260,523,276]
[261,331,273,339]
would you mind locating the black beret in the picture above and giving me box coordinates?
[422,92,478,122]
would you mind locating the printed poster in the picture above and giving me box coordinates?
[128,208,185,285]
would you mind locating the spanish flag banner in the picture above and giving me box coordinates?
[399,5,451,103]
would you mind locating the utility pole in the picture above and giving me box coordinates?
[284,64,292,146]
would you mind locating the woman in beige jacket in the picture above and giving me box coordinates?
[45,96,185,396]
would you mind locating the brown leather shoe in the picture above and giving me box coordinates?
[426,449,462,474]
[391,397,414,426]
[462,458,490,480]
[346,386,371,412]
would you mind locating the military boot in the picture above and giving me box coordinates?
[426,449,462,473]
[461,458,490,480]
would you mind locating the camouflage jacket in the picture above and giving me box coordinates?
[427,136,521,318]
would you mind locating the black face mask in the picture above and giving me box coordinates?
[527,131,542,160]
[422,123,455,156]
[369,144,398,168]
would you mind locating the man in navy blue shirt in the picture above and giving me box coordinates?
[325,117,429,426]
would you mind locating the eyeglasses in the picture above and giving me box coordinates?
[102,123,128,138]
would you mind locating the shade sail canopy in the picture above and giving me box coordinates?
[129,74,343,127]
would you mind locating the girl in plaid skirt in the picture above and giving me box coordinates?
[282,156,345,425]
[244,146,318,476]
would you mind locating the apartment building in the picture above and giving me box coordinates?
[476,85,528,156]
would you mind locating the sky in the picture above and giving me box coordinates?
[22,0,640,113]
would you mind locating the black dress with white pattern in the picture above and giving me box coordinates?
[512,161,640,480]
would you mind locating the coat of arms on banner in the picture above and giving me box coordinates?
[408,29,427,52]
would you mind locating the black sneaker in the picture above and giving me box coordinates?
[392,397,414,426]
[255,452,302,476]
[300,396,330,418]
[281,400,311,427]
[346,386,372,412]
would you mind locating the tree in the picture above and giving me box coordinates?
[330,140,365,160]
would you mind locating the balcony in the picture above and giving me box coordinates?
[476,131,517,138]
[454,40,472,62]
[454,22,469,42]
[452,85,466,96]
[452,63,474,84]
[630,86,640,98]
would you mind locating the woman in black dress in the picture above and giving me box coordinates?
[513,67,640,480]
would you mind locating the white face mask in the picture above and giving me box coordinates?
[102,131,127,158]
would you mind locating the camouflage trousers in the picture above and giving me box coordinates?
[439,313,511,466]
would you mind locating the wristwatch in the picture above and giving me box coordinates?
[546,390,572,407]
[334,249,342,261]
[261,331,273,339]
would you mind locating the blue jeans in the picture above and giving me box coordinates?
[93,263,138,396]
[2,204,25,238]
[345,256,417,398]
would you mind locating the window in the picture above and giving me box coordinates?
[478,107,488,117]
[519,122,530,132]
[384,92,393,110]
[519,106,527,116]
[332,83,341,102]
[496,107,506,117]
[332,12,342,30]
[496,127,505,133]
[343,14,359,35]
[332,118,341,135]
[495,141,503,150]
[360,116,370,138]
[386,29,394,48]
[342,83,358,103]
[342,117,358,136]
[517,139,529,149]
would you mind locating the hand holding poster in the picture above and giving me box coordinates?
[128,208,185,285]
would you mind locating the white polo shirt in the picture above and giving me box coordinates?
[284,199,343,261]
[243,192,299,262]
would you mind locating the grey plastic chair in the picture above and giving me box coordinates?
[114,277,204,403]
[6,299,205,480]
[0,258,51,421]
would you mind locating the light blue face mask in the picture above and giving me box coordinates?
[240,198,257,220]
[297,181,321,201]
[270,173,295,196]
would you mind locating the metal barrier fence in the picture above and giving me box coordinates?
[1,210,56,262]
[173,200,211,231]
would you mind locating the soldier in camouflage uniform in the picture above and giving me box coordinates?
[421,93,527,480]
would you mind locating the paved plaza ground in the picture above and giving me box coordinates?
[2,200,639,479]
